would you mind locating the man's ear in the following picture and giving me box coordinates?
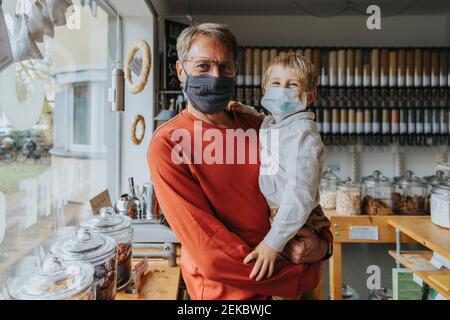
[176,60,185,82]
[307,89,317,105]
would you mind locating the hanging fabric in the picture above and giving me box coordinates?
[27,0,45,43]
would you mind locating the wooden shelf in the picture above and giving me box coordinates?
[116,246,181,300]
[388,217,450,260]
[323,209,428,243]
[388,250,450,300]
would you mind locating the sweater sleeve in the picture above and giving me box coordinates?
[148,135,314,297]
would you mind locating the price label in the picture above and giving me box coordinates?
[349,226,379,240]
[90,190,113,215]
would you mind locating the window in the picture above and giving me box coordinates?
[73,83,91,146]
[0,0,119,297]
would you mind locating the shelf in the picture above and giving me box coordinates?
[388,217,450,260]
[389,250,450,300]
[323,209,428,243]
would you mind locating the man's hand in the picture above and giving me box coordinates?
[281,227,328,264]
[243,241,278,281]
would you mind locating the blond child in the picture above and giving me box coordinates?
[229,53,330,282]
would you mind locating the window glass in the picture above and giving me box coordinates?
[0,0,118,298]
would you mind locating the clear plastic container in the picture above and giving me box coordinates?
[362,170,393,215]
[51,227,118,300]
[392,170,427,215]
[319,168,341,210]
[430,178,450,228]
[336,177,361,215]
[423,170,447,215]
[81,207,134,290]
[7,254,96,300]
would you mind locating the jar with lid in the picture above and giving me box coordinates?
[392,170,427,215]
[51,227,117,300]
[429,178,450,228]
[336,177,362,215]
[81,207,134,290]
[423,170,447,214]
[362,170,393,215]
[319,168,341,210]
[7,254,96,300]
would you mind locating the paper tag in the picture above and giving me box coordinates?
[349,226,378,240]
[89,190,113,215]
[0,6,13,73]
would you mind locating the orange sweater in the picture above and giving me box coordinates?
[147,109,330,300]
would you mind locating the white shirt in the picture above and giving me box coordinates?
[259,111,325,252]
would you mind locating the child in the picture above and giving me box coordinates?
[229,53,330,282]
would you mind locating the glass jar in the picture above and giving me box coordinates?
[430,178,450,229]
[362,170,393,215]
[51,227,118,300]
[423,170,447,215]
[392,170,427,215]
[336,177,362,215]
[319,168,341,210]
[7,254,96,300]
[81,207,134,290]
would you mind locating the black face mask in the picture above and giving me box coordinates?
[183,74,235,114]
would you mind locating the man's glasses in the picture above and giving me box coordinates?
[182,57,237,78]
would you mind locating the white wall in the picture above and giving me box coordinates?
[120,15,156,194]
[189,14,450,180]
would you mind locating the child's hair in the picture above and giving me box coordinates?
[262,52,319,92]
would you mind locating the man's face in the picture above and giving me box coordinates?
[176,35,235,83]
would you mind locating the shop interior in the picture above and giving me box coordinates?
[0,0,449,300]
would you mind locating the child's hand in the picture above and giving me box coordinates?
[243,241,278,281]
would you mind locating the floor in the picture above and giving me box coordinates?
[322,242,425,300]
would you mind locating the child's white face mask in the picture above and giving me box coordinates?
[261,87,308,122]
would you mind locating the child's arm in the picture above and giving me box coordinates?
[263,121,324,254]
[227,101,265,119]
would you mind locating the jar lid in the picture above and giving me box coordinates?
[51,227,116,264]
[432,177,450,191]
[8,254,94,300]
[321,168,340,184]
[338,177,361,189]
[394,170,427,188]
[363,170,392,187]
[80,207,132,237]
[423,170,447,185]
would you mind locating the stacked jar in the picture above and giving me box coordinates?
[319,168,341,210]
[81,207,134,290]
[423,170,447,215]
[51,227,118,300]
[7,254,96,300]
[392,170,427,215]
[429,177,450,228]
[362,170,393,215]
[336,177,362,215]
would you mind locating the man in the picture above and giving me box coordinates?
[148,23,332,300]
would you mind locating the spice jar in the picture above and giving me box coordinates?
[336,177,361,215]
[319,168,340,210]
[81,207,134,290]
[7,254,96,300]
[423,170,447,215]
[362,170,393,215]
[430,178,450,228]
[51,227,117,300]
[392,170,427,215]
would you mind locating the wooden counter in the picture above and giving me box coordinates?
[324,209,429,300]
[116,246,182,300]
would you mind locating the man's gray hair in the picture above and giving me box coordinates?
[176,23,239,61]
